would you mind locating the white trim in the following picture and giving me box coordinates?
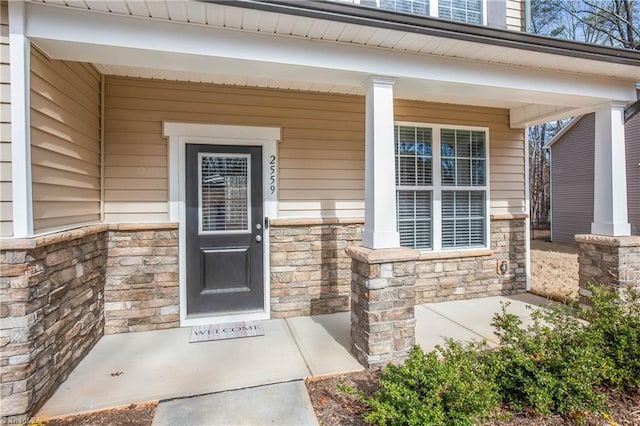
[99,75,105,222]
[9,1,33,237]
[394,121,491,252]
[524,128,531,291]
[163,122,280,327]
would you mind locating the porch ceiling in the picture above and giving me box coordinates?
[26,0,640,127]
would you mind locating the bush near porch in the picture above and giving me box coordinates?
[332,285,640,425]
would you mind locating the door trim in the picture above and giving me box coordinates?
[164,122,280,326]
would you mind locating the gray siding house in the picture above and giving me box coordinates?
[547,97,640,244]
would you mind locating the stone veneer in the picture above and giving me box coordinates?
[0,227,107,422]
[415,217,527,303]
[105,225,179,334]
[0,223,178,423]
[347,246,420,370]
[575,234,640,307]
[269,219,363,318]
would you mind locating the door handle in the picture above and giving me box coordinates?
[255,235,262,242]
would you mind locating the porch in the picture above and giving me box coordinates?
[37,294,548,419]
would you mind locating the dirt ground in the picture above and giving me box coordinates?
[40,402,157,426]
[307,371,640,426]
[529,232,580,303]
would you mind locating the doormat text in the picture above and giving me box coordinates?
[189,321,264,343]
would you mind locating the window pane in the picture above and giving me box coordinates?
[380,0,430,16]
[439,0,482,24]
[199,154,249,233]
[397,190,432,250]
[441,128,486,187]
[442,190,485,248]
[395,125,433,186]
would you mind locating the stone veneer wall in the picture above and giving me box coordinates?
[269,219,363,318]
[104,225,179,334]
[0,223,178,422]
[575,234,640,307]
[0,227,107,422]
[415,217,527,303]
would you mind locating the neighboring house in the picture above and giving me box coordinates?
[547,94,640,244]
[1,0,639,420]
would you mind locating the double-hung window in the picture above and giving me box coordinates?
[395,124,489,251]
[357,0,485,25]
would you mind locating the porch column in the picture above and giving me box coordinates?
[362,76,400,249]
[591,103,630,237]
[8,0,33,237]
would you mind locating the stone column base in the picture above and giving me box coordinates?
[346,246,420,370]
[575,234,640,307]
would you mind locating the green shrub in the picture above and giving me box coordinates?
[584,285,640,389]
[364,343,499,426]
[487,303,606,417]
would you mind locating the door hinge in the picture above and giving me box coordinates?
[264,217,269,229]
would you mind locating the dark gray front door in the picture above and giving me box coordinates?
[186,144,264,317]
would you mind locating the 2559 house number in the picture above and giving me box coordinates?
[269,155,276,195]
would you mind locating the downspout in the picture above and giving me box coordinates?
[100,75,105,222]
[524,128,531,291]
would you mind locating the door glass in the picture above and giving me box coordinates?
[199,153,251,234]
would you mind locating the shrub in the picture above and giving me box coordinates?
[584,285,640,389]
[364,343,499,426]
[487,302,606,417]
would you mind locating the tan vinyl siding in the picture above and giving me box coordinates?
[506,0,524,31]
[626,112,640,235]
[30,48,101,232]
[103,76,365,221]
[550,114,595,244]
[0,0,11,237]
[104,77,525,221]
[394,99,526,216]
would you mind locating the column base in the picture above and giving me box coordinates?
[575,234,640,308]
[590,222,631,237]
[346,246,420,370]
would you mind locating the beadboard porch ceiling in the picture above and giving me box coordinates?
[24,0,640,126]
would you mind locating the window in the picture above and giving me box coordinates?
[395,124,488,251]
[352,0,484,25]
[438,0,482,25]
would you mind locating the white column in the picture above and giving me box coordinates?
[9,0,33,237]
[591,103,630,236]
[362,76,400,249]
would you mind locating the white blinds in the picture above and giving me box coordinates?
[199,154,250,233]
[442,190,485,248]
[438,0,482,24]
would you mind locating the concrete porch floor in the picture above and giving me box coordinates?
[37,293,548,418]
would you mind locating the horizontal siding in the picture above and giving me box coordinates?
[0,0,11,237]
[395,99,526,216]
[550,114,595,244]
[105,77,524,221]
[506,0,523,31]
[104,76,365,221]
[627,113,640,235]
[30,48,101,233]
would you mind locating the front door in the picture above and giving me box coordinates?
[185,144,264,318]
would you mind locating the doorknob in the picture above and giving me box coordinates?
[255,235,262,242]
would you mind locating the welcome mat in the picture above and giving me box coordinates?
[189,321,264,343]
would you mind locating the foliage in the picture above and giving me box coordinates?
[487,303,606,417]
[357,287,640,425]
[583,285,640,389]
[363,343,499,426]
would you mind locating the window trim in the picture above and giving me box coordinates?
[395,121,491,252]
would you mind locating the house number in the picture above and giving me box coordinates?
[269,155,276,195]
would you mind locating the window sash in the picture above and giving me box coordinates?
[356,0,485,24]
[394,123,489,252]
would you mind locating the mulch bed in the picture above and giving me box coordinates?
[306,371,640,426]
[42,402,157,426]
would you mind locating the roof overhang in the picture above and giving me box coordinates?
[23,0,640,128]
